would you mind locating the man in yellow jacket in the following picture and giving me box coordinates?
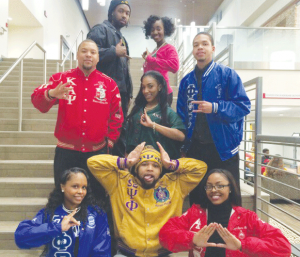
[88,142,207,257]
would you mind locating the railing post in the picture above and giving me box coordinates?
[212,22,216,59]
[43,52,47,83]
[228,44,234,68]
[254,77,263,216]
[70,52,73,70]
[18,60,23,132]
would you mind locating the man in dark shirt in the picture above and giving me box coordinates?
[87,0,133,157]
[87,0,132,117]
[261,148,270,164]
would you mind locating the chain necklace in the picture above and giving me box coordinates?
[62,204,81,214]
[144,103,158,112]
[151,42,167,56]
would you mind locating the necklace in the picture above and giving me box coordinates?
[62,204,81,214]
[152,42,167,56]
[144,103,158,112]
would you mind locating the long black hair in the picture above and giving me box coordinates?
[143,15,175,39]
[198,169,242,208]
[44,167,103,221]
[127,71,169,128]
[41,168,103,256]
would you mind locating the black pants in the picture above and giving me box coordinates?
[112,92,130,157]
[53,146,107,195]
[187,142,240,205]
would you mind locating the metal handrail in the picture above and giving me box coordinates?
[175,25,300,30]
[214,44,234,68]
[0,41,46,132]
[57,30,84,72]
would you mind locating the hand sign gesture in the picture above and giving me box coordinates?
[192,223,218,248]
[116,39,129,58]
[127,142,146,168]
[140,109,153,128]
[215,224,242,251]
[61,209,80,232]
[49,82,73,100]
[157,142,172,169]
[142,48,150,60]
[191,100,212,114]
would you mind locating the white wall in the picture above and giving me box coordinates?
[237,69,300,106]
[4,0,90,60]
[249,0,296,27]
[0,0,9,59]
[209,0,295,27]
[122,25,159,58]
[21,0,45,26]
[261,117,300,165]
[8,26,44,58]
[44,0,90,59]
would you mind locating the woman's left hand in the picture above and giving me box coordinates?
[215,224,242,251]
[140,109,153,128]
[142,48,150,60]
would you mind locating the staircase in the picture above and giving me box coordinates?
[0,57,174,256]
[0,58,60,256]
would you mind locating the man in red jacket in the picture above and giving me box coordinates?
[31,39,123,196]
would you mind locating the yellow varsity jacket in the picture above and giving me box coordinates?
[87,155,207,257]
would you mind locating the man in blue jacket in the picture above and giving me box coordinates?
[177,32,251,205]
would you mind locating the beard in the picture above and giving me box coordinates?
[137,174,159,189]
[112,16,127,29]
[83,64,92,70]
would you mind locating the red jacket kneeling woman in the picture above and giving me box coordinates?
[159,169,291,257]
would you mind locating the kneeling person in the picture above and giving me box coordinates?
[87,142,207,256]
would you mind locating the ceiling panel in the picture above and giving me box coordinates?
[83,0,224,28]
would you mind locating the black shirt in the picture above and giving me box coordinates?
[192,63,214,144]
[205,199,232,257]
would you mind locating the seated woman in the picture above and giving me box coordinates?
[15,167,111,257]
[126,71,185,160]
[159,169,291,257]
[142,15,179,106]
[264,155,285,177]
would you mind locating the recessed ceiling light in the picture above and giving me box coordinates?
[82,0,89,10]
[279,114,284,116]
[262,107,290,112]
[97,0,106,6]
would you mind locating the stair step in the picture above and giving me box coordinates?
[0,145,56,160]
[0,160,53,177]
[0,197,47,221]
[0,86,44,94]
[0,131,56,145]
[0,108,57,119]
[0,98,34,108]
[0,250,43,256]
[0,221,20,250]
[0,177,54,197]
[0,119,56,131]
[1,92,39,98]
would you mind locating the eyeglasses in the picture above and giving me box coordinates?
[204,184,230,191]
